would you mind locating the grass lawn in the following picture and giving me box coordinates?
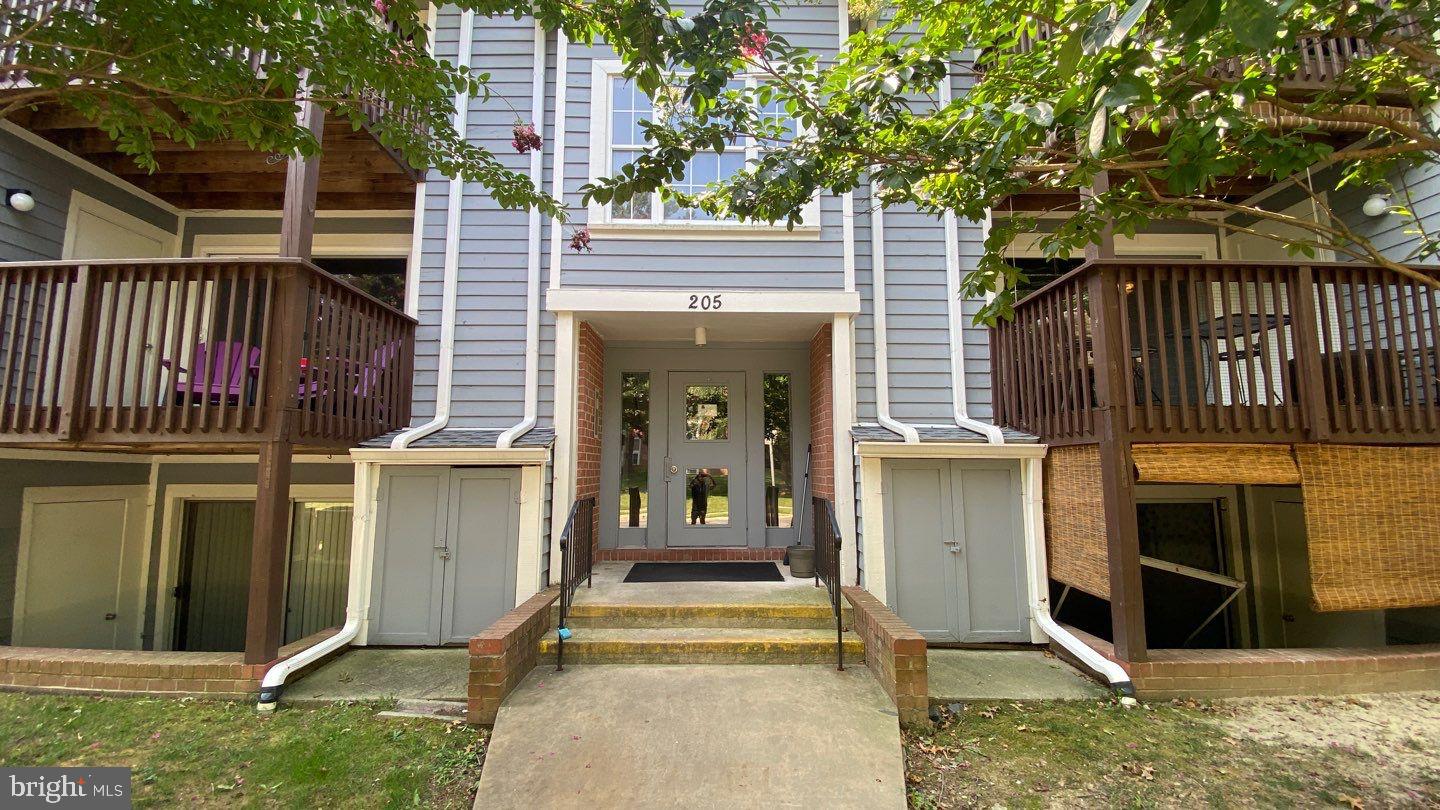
[0,694,485,808]
[905,694,1440,808]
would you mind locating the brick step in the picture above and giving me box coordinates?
[536,627,865,665]
[554,602,851,630]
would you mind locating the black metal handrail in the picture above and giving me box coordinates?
[554,496,595,672]
[812,496,845,671]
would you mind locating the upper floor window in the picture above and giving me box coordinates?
[588,62,819,235]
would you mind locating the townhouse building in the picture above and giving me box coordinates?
[0,1,1436,707]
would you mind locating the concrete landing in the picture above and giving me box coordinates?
[927,649,1107,701]
[574,562,830,609]
[474,665,906,809]
[281,648,468,704]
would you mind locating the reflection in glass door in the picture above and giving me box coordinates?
[666,372,747,546]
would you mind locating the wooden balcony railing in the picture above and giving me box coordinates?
[992,259,1440,446]
[1009,18,1416,96]
[0,258,415,448]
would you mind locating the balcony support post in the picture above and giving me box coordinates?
[1082,171,1116,261]
[279,94,324,260]
[245,437,294,665]
[1088,264,1148,663]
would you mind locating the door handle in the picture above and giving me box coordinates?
[943,541,962,554]
[104,613,117,621]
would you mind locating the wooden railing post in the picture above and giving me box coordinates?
[1087,264,1148,663]
[55,265,96,441]
[1289,265,1332,442]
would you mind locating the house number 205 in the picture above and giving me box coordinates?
[688,294,722,310]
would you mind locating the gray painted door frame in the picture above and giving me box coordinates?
[599,345,810,551]
[368,466,519,645]
[881,458,1029,643]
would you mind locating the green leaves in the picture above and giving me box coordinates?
[1162,0,1222,40]
[1226,0,1284,50]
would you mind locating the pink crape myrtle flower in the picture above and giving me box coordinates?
[373,0,389,16]
[739,23,769,58]
[511,122,543,154]
[569,227,593,253]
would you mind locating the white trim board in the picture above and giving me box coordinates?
[151,483,352,651]
[546,288,861,315]
[62,190,181,259]
[0,449,350,464]
[13,485,151,649]
[348,447,550,465]
[855,441,1047,460]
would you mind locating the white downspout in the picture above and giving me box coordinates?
[1020,458,1134,696]
[391,8,477,449]
[938,64,1003,445]
[869,183,919,443]
[402,2,440,320]
[497,20,548,449]
[546,29,570,291]
[258,462,378,708]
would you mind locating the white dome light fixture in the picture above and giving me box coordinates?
[1362,192,1393,218]
[5,188,35,212]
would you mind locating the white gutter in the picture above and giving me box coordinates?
[258,463,378,709]
[1019,456,1134,696]
[497,19,548,449]
[938,64,1003,445]
[868,183,919,443]
[546,29,570,291]
[391,8,477,450]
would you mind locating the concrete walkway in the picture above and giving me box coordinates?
[928,649,1107,701]
[474,664,906,809]
[282,648,468,704]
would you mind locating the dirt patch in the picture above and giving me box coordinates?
[1214,692,1440,802]
[905,695,1440,808]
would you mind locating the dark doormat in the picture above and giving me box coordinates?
[623,562,784,583]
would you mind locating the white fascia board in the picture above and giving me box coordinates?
[546,287,861,315]
[854,441,1047,460]
[348,447,550,465]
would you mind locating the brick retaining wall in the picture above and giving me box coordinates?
[843,586,929,728]
[0,630,339,699]
[468,587,560,725]
[1060,625,1440,698]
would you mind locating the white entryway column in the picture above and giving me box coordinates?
[549,311,579,583]
[831,314,858,586]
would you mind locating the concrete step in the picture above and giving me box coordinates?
[378,698,468,723]
[556,602,851,630]
[536,627,865,665]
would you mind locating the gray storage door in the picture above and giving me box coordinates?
[369,469,449,645]
[442,468,520,643]
[368,466,521,646]
[883,459,1028,643]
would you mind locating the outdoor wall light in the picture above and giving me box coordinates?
[694,326,708,347]
[5,188,35,212]
[1362,192,1394,217]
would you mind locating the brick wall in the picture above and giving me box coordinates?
[1060,625,1440,699]
[0,630,338,699]
[809,324,834,500]
[468,587,559,725]
[577,321,605,546]
[843,586,929,728]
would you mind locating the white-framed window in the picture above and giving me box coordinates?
[587,60,820,237]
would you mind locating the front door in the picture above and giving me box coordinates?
[666,371,747,546]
